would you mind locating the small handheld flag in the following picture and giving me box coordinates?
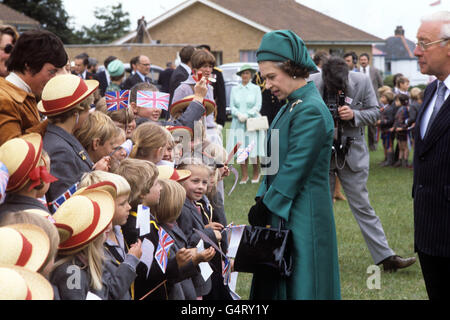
[0,162,9,205]
[49,182,79,213]
[136,91,170,111]
[155,227,174,273]
[105,90,130,111]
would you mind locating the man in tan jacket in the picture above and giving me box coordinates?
[0,30,68,145]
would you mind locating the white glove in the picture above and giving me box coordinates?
[237,113,248,123]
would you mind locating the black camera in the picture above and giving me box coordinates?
[327,92,345,120]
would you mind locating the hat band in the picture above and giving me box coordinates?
[59,200,100,249]
[42,79,88,112]
[16,233,33,267]
[26,288,32,300]
[8,141,36,191]
[170,170,180,181]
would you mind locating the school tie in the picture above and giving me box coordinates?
[424,81,446,137]
[363,67,366,74]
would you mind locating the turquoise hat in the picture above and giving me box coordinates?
[107,59,125,77]
[236,64,256,76]
[256,30,317,72]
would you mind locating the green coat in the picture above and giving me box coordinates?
[250,81,341,300]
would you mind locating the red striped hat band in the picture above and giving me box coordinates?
[170,169,180,181]
[59,200,101,249]
[8,141,36,190]
[41,78,88,112]
[16,233,32,267]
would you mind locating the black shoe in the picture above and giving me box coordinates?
[380,255,416,272]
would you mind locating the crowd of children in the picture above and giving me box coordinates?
[376,75,423,168]
[0,70,236,300]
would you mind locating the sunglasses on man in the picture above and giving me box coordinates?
[0,43,13,54]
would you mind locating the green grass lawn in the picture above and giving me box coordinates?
[221,124,427,300]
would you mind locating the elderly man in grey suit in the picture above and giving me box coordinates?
[359,53,383,151]
[309,57,416,272]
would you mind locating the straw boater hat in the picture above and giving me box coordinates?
[37,74,99,116]
[157,165,191,182]
[0,224,50,272]
[21,209,74,244]
[0,265,54,300]
[169,95,216,118]
[0,133,43,192]
[166,125,194,140]
[53,183,115,253]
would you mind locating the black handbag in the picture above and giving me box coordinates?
[233,219,293,277]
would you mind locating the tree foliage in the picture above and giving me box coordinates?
[0,0,82,44]
[82,3,131,44]
[1,0,131,44]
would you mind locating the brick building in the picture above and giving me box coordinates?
[112,0,384,66]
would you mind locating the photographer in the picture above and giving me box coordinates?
[309,57,416,272]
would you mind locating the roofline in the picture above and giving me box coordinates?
[65,43,195,48]
[306,41,385,46]
[113,0,272,44]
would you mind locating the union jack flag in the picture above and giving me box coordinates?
[105,90,130,111]
[0,162,9,205]
[223,257,231,286]
[49,182,79,213]
[155,227,174,273]
[136,91,170,111]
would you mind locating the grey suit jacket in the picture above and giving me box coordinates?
[309,71,380,171]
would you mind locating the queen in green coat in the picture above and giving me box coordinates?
[247,30,341,300]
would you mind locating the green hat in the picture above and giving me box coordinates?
[256,30,317,72]
[236,64,256,76]
[107,59,125,77]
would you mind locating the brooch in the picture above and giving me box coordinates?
[290,99,302,112]
[79,150,87,161]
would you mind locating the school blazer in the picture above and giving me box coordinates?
[162,222,206,300]
[43,123,93,204]
[413,79,450,257]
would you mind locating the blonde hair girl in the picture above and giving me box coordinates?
[130,122,169,164]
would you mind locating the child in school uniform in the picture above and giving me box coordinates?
[392,94,410,168]
[0,134,57,215]
[129,122,170,164]
[50,183,117,300]
[176,157,232,300]
[0,210,61,282]
[79,171,142,300]
[150,178,216,300]
[74,110,119,170]
[112,158,192,300]
[376,89,396,166]
[38,74,98,205]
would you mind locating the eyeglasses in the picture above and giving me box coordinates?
[415,38,449,51]
[0,44,13,54]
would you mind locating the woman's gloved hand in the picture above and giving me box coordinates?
[248,196,271,226]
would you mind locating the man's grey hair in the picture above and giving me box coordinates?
[421,11,450,39]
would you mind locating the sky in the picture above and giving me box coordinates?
[62,0,448,41]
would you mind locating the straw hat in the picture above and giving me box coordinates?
[0,224,50,272]
[166,125,194,140]
[0,133,42,192]
[37,74,99,116]
[53,187,114,253]
[169,95,216,117]
[21,209,74,244]
[0,265,54,300]
[73,181,117,200]
[157,165,191,182]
